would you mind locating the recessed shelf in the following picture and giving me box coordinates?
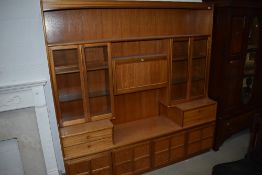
[86,62,108,71]
[55,65,79,74]
[192,77,205,82]
[192,55,206,60]
[172,57,188,61]
[59,91,82,102]
[89,90,110,98]
[172,79,187,84]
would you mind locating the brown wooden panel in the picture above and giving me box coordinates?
[114,148,133,164]
[92,168,111,175]
[153,151,169,167]
[66,159,90,175]
[114,162,133,175]
[134,157,151,174]
[114,89,160,124]
[153,137,170,153]
[113,56,168,94]
[187,141,201,155]
[201,137,213,150]
[170,132,185,148]
[44,9,212,44]
[188,129,202,143]
[91,152,111,170]
[170,147,185,162]
[134,142,150,159]
[202,125,215,139]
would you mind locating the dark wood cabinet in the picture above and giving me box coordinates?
[207,1,262,149]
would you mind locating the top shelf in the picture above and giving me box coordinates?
[42,1,213,11]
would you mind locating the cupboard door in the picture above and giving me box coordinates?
[171,38,189,101]
[113,55,168,94]
[153,137,170,167]
[49,45,87,126]
[133,142,151,174]
[83,44,113,121]
[170,132,186,162]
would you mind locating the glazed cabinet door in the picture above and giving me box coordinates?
[49,45,88,126]
[82,44,114,121]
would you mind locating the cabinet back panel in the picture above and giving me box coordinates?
[113,89,160,124]
[44,9,212,44]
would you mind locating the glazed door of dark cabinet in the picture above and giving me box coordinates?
[228,16,246,55]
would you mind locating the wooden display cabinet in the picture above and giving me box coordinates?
[41,1,216,175]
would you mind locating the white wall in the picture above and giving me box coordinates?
[0,0,202,174]
[0,0,64,172]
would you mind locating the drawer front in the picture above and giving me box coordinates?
[113,57,168,94]
[113,147,133,164]
[153,151,169,167]
[91,152,112,171]
[170,147,185,162]
[62,129,112,147]
[184,105,216,126]
[114,161,133,175]
[66,159,90,175]
[63,137,113,158]
[134,157,151,174]
[134,142,150,159]
[170,132,185,148]
[153,137,170,153]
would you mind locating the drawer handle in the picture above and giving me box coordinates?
[140,58,144,62]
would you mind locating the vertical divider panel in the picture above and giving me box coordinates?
[187,37,193,100]
[107,42,115,119]
[79,45,91,122]
[168,39,173,106]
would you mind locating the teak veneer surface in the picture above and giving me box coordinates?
[173,98,216,111]
[61,119,113,137]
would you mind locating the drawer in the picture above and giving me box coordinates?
[66,158,90,175]
[170,132,185,148]
[134,156,150,174]
[183,104,216,127]
[113,147,133,164]
[62,128,112,147]
[153,137,169,153]
[63,137,113,158]
[170,146,185,162]
[134,142,150,159]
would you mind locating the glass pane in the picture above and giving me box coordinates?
[192,39,207,58]
[191,38,208,98]
[171,38,189,101]
[52,48,84,122]
[242,17,259,104]
[84,46,111,116]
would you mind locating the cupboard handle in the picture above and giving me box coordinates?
[140,58,145,62]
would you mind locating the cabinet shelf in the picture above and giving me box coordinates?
[89,91,109,98]
[172,79,187,84]
[192,77,205,82]
[192,55,206,60]
[86,62,108,71]
[172,57,188,61]
[55,65,79,74]
[59,92,82,102]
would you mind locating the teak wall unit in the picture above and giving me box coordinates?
[41,1,217,174]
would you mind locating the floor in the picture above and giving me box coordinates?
[144,130,250,175]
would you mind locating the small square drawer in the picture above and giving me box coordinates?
[173,98,217,127]
[183,105,216,126]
